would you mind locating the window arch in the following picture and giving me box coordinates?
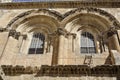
[80,32,96,53]
[28,33,45,54]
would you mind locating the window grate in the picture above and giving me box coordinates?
[28,33,45,54]
[81,32,96,53]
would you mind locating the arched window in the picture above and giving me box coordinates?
[28,33,45,54]
[81,32,96,53]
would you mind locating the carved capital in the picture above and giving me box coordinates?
[57,28,68,36]
[9,30,20,40]
[68,33,76,39]
[0,28,7,32]
[107,27,117,38]
[22,34,27,40]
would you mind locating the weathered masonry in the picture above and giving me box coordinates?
[0,0,120,80]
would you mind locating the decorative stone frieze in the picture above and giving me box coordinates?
[36,65,120,77]
[64,8,120,29]
[1,65,120,77]
[0,1,120,9]
[7,9,63,29]
[6,8,120,31]
[1,65,36,76]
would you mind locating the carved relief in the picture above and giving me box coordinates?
[9,30,20,39]
[64,8,120,29]
[107,27,117,38]
[6,8,120,31]
[0,28,7,32]
[1,65,119,77]
[7,9,63,28]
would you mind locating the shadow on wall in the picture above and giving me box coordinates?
[0,76,3,80]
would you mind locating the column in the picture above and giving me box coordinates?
[57,35,64,65]
[113,32,120,52]
[17,35,23,53]
[107,30,120,52]
[51,35,59,65]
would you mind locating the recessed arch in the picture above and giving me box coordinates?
[6,9,63,34]
[62,8,120,33]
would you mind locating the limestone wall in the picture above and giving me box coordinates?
[0,8,120,66]
[4,76,117,80]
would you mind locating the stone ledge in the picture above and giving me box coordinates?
[0,1,120,9]
[1,65,120,77]
[36,65,120,77]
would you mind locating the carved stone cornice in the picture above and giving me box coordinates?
[1,65,38,76]
[36,65,120,77]
[1,1,120,9]
[1,65,120,77]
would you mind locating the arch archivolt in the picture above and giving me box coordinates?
[3,8,120,65]
[5,8,120,36]
[64,13,112,33]
[62,8,120,29]
[12,15,60,34]
[6,8,120,48]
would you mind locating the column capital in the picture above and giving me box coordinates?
[20,34,27,40]
[0,28,7,32]
[107,27,117,38]
[9,29,21,40]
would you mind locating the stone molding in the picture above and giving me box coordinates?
[1,65,120,77]
[64,8,120,29]
[37,65,120,77]
[7,9,63,29]
[6,8,120,30]
[0,1,120,9]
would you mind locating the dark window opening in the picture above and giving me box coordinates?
[81,32,96,53]
[28,33,45,54]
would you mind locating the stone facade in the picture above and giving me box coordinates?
[0,1,120,80]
